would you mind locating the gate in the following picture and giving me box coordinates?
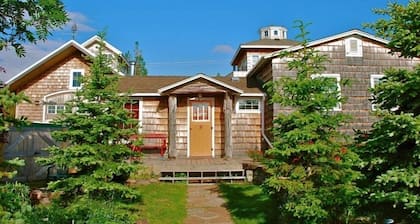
[1,124,61,182]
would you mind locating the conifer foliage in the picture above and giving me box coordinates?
[263,21,360,224]
[354,1,420,222]
[39,34,140,222]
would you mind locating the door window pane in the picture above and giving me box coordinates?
[192,102,209,121]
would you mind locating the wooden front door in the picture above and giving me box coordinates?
[189,100,213,157]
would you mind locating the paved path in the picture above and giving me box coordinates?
[185,184,234,224]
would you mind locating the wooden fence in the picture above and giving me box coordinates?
[1,124,61,182]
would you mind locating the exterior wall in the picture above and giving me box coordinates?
[140,94,262,158]
[270,37,420,134]
[15,55,90,123]
[232,110,261,157]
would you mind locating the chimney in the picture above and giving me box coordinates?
[129,60,136,76]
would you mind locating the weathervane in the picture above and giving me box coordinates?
[71,23,78,40]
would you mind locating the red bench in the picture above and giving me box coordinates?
[129,133,167,157]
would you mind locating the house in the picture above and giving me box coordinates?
[5,36,265,159]
[5,26,419,161]
[6,36,128,123]
[240,27,420,139]
[117,74,263,158]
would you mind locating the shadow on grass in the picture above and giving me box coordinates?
[218,183,279,224]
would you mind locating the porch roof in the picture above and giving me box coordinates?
[118,74,263,96]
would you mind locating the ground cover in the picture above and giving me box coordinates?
[135,183,187,224]
[219,183,279,224]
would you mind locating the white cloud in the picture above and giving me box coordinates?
[0,40,64,82]
[65,11,96,32]
[212,44,234,54]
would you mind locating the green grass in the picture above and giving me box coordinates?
[219,183,279,224]
[135,183,187,224]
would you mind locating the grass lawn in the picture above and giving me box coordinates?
[219,183,279,224]
[135,183,187,224]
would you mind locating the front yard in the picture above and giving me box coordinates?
[219,183,279,224]
[135,183,187,224]
[134,182,276,224]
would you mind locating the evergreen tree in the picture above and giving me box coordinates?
[354,1,420,222]
[39,34,141,223]
[263,21,360,224]
[123,41,148,76]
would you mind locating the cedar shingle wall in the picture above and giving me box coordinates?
[232,111,261,157]
[16,55,89,123]
[140,95,262,158]
[271,37,420,134]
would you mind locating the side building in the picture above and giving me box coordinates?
[238,28,420,143]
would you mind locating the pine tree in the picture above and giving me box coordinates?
[354,1,420,222]
[0,87,28,178]
[124,41,148,76]
[263,21,361,224]
[39,34,141,222]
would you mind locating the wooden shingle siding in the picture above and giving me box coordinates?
[140,94,262,158]
[232,112,261,157]
[16,55,89,123]
[271,37,420,134]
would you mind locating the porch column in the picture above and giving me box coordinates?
[224,93,233,158]
[168,95,177,158]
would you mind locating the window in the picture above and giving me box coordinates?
[236,98,260,113]
[273,30,278,36]
[47,105,65,114]
[264,30,269,37]
[124,100,140,119]
[70,69,84,88]
[250,55,260,68]
[370,74,385,110]
[345,37,363,57]
[124,100,140,129]
[192,102,210,121]
[311,74,342,111]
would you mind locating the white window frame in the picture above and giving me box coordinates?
[69,69,84,89]
[311,74,342,111]
[46,104,66,114]
[370,74,385,111]
[345,37,363,57]
[236,98,261,113]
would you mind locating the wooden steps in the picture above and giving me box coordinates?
[159,170,246,184]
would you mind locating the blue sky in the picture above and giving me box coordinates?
[0,0,409,81]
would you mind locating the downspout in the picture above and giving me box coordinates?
[261,94,273,149]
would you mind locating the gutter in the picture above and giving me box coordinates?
[261,94,273,149]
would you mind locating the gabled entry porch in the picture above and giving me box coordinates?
[159,74,243,159]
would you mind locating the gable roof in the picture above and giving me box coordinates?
[247,29,390,78]
[82,35,122,55]
[158,73,243,94]
[231,39,298,65]
[6,36,127,89]
[118,74,262,96]
[271,29,388,56]
[6,40,94,88]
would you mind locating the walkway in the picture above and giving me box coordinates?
[185,184,234,224]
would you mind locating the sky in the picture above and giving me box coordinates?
[0,0,410,82]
